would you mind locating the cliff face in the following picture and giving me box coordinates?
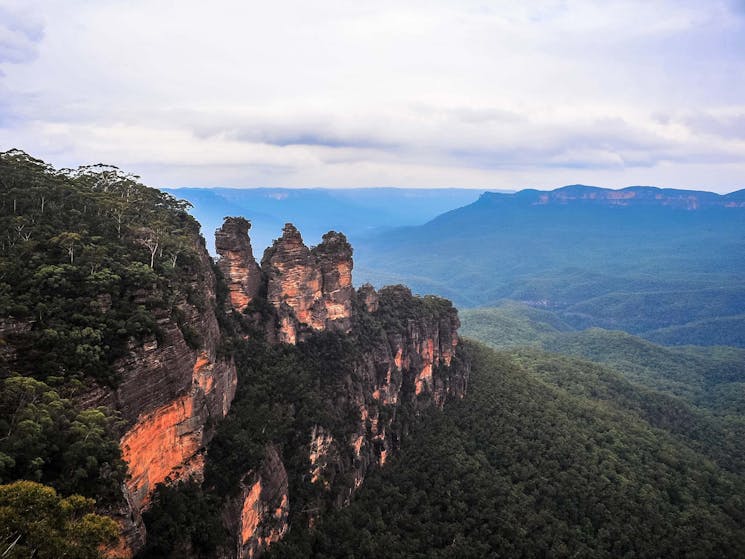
[223,446,290,559]
[306,285,468,508]
[85,241,237,555]
[215,217,263,312]
[215,218,469,557]
[261,224,354,343]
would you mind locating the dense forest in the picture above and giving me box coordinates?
[269,341,745,558]
[460,303,745,414]
[0,150,210,556]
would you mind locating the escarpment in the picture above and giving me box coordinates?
[212,218,470,557]
[84,240,238,555]
[0,153,468,559]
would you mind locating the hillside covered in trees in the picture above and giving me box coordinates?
[272,341,745,558]
[460,303,745,414]
[0,150,214,556]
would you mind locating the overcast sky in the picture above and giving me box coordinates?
[1,1,744,192]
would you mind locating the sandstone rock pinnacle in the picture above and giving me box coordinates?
[215,217,262,312]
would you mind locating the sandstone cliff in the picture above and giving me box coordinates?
[215,217,262,312]
[84,238,237,555]
[214,218,469,557]
[223,446,290,559]
[77,216,467,558]
[261,224,354,343]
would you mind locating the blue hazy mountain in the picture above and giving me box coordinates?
[353,185,745,346]
[164,187,485,255]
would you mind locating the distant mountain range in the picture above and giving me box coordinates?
[353,184,745,347]
[163,187,486,254]
[484,184,745,209]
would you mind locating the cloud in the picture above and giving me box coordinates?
[0,2,44,65]
[679,112,745,141]
[0,0,743,192]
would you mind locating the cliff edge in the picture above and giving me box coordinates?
[211,217,469,557]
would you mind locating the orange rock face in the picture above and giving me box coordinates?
[234,446,290,559]
[120,348,237,516]
[415,363,434,396]
[262,225,354,344]
[216,217,263,312]
[121,395,201,509]
[241,480,263,547]
[84,239,238,556]
[265,224,324,335]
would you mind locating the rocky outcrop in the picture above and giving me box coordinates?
[260,224,354,344]
[215,217,262,312]
[85,239,238,556]
[209,218,469,557]
[312,231,354,332]
[223,282,468,557]
[304,285,468,516]
[224,446,290,559]
[308,425,337,487]
[358,283,379,313]
[212,219,469,558]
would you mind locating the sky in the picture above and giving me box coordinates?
[1,0,744,192]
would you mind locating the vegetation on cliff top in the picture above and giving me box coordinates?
[0,149,205,387]
[0,480,119,559]
[0,151,212,514]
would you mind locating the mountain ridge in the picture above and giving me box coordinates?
[478,183,745,207]
[354,184,745,347]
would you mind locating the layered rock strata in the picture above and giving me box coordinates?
[215,218,469,557]
[305,285,468,509]
[224,446,290,559]
[85,239,238,555]
[262,224,354,343]
[217,221,354,344]
[215,217,263,311]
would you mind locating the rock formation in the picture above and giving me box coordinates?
[214,218,469,557]
[224,446,290,559]
[301,285,467,510]
[83,238,237,555]
[312,230,354,332]
[258,224,354,343]
[94,217,467,558]
[215,217,263,312]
